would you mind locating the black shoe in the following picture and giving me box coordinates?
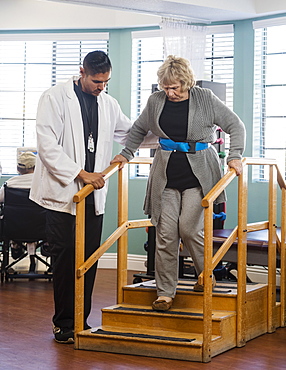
[53,326,74,344]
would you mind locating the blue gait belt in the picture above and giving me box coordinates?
[159,138,210,153]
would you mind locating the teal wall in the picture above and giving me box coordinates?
[1,16,285,255]
[103,17,285,253]
[221,17,283,229]
[101,28,151,254]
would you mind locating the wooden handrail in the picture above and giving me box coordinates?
[73,158,154,345]
[76,221,129,278]
[244,157,286,189]
[73,158,154,203]
[201,157,247,208]
[73,156,286,360]
[211,226,238,268]
[73,163,120,203]
[200,157,286,360]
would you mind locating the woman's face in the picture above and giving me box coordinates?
[162,81,189,102]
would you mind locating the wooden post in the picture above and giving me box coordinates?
[268,165,277,333]
[202,203,213,363]
[236,165,248,347]
[74,198,85,348]
[117,165,129,304]
[280,186,286,327]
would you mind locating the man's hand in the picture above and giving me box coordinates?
[110,154,129,169]
[228,159,243,176]
[77,170,105,189]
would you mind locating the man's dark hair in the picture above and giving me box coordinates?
[83,50,112,76]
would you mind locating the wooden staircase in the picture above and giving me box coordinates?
[75,278,280,362]
[73,158,286,363]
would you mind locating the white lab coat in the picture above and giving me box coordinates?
[30,76,132,215]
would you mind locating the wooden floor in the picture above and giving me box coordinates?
[0,269,285,370]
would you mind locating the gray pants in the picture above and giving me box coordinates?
[155,187,205,298]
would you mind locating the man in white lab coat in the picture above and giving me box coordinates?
[30,51,132,344]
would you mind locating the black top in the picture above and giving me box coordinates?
[159,98,200,191]
[74,80,99,204]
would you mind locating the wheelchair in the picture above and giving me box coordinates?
[0,185,53,282]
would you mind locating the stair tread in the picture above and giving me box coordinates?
[79,325,220,345]
[126,279,267,295]
[102,304,236,319]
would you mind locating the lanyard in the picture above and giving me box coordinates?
[78,79,97,153]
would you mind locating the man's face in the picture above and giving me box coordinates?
[162,81,189,102]
[80,67,111,96]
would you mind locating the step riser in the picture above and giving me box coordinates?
[211,316,237,356]
[77,334,203,362]
[245,287,268,340]
[123,289,237,311]
[102,311,224,335]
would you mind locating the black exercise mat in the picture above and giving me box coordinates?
[138,284,232,293]
[113,306,204,316]
[91,328,195,342]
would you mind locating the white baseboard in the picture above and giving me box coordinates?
[11,254,281,287]
[229,265,281,286]
[98,253,146,271]
[246,265,281,286]
[12,253,147,272]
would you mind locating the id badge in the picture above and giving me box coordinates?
[88,133,94,153]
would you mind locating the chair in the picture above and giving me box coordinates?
[0,185,52,282]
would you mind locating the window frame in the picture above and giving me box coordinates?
[0,32,109,176]
[253,17,286,182]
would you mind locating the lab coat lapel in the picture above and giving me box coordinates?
[66,78,85,168]
[94,93,108,172]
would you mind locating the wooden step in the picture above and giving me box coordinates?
[122,279,270,340]
[123,279,267,312]
[76,325,234,362]
[101,304,236,336]
[75,280,274,362]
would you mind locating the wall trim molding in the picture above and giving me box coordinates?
[12,253,281,286]
[98,253,146,271]
[14,252,147,273]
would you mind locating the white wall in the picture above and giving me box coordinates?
[2,0,286,32]
[0,0,160,30]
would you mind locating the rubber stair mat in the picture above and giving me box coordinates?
[176,287,232,293]
[137,285,232,293]
[177,281,238,288]
[91,328,196,342]
[177,282,258,290]
[113,306,205,316]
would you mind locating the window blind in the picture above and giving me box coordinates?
[131,30,164,122]
[0,34,109,175]
[204,31,234,109]
[204,28,234,158]
[253,21,286,181]
[130,30,164,178]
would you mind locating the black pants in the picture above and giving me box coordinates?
[46,205,103,330]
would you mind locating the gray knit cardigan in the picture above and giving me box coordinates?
[121,87,246,226]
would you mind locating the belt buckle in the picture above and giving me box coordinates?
[187,141,196,154]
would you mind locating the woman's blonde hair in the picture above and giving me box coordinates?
[157,55,196,91]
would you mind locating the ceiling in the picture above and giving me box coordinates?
[46,0,286,23]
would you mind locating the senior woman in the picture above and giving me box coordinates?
[111,55,246,311]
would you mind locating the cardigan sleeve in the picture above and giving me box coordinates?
[120,97,154,160]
